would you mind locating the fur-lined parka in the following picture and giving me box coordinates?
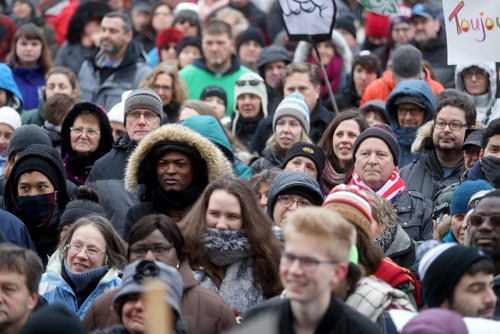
[123,124,234,238]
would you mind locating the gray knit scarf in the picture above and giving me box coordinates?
[194,228,263,314]
[373,224,397,253]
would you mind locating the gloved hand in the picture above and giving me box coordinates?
[480,156,500,188]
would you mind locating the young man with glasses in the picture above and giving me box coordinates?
[400,94,476,201]
[239,207,380,333]
[385,79,436,168]
[86,88,163,235]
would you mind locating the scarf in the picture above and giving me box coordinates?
[152,183,204,211]
[194,228,262,314]
[322,160,353,193]
[307,54,343,98]
[62,260,108,295]
[350,167,406,202]
[373,224,397,253]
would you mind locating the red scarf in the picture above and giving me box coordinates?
[349,168,406,202]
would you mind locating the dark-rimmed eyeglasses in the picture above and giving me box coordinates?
[129,245,174,257]
[434,120,466,131]
[277,195,312,208]
[280,251,339,272]
[469,214,500,227]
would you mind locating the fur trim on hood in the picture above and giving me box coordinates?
[293,30,353,72]
[411,120,484,154]
[125,124,233,192]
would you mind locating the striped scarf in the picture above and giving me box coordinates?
[349,167,406,202]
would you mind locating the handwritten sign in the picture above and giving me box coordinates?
[443,0,500,64]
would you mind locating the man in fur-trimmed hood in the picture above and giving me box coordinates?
[122,123,234,239]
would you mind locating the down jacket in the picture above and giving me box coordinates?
[123,124,234,237]
[82,262,237,334]
[399,121,465,201]
[455,63,500,125]
[386,80,436,168]
[39,256,121,320]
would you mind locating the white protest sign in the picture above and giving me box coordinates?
[443,0,500,64]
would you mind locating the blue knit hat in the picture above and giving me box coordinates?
[273,93,310,135]
[450,180,493,216]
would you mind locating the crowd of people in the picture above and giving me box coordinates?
[0,0,500,333]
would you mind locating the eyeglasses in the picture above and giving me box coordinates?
[127,111,160,121]
[469,214,500,227]
[177,19,197,27]
[396,107,424,117]
[152,84,172,92]
[277,195,312,208]
[434,120,466,131]
[280,251,339,272]
[463,68,487,79]
[129,245,174,257]
[70,127,100,137]
[67,243,105,258]
[235,79,262,87]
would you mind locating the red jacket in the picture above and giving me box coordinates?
[42,0,79,45]
[361,69,444,106]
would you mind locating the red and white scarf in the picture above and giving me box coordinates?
[349,167,407,202]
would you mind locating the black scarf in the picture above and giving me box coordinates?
[152,183,204,211]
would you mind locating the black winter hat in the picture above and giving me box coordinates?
[175,36,202,56]
[59,186,105,228]
[281,142,326,181]
[20,303,85,334]
[256,45,291,75]
[335,15,357,39]
[236,27,265,51]
[353,124,399,166]
[200,85,228,107]
[7,124,52,158]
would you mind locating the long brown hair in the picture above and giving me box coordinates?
[7,24,52,75]
[318,110,369,172]
[179,177,282,298]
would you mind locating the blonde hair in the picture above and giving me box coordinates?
[284,207,354,262]
[365,191,399,231]
[140,62,188,103]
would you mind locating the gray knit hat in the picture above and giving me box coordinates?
[124,88,163,121]
[391,45,423,79]
[7,124,52,158]
[273,93,310,135]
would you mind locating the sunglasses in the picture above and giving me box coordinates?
[235,79,262,87]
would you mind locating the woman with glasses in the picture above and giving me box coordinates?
[38,215,127,319]
[83,214,237,333]
[178,177,282,315]
[60,102,114,186]
[140,63,188,123]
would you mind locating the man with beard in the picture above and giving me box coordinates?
[419,243,497,319]
[180,19,251,116]
[400,94,476,200]
[468,190,500,319]
[78,12,150,111]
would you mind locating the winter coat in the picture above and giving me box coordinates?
[455,62,500,125]
[360,69,444,106]
[54,42,95,77]
[241,296,381,334]
[0,209,35,250]
[9,62,44,110]
[250,144,284,175]
[86,134,139,235]
[21,101,45,126]
[0,62,23,112]
[39,257,121,320]
[179,55,251,116]
[386,80,437,168]
[393,189,433,241]
[78,41,151,112]
[399,121,465,200]
[42,0,79,45]
[182,115,253,179]
[61,102,114,186]
[384,223,416,269]
[82,262,237,334]
[123,124,234,237]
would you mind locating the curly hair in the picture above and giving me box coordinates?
[179,177,282,298]
[140,63,188,104]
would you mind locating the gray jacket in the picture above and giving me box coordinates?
[78,41,150,111]
[393,189,433,242]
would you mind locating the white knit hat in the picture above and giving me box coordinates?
[0,106,22,130]
[273,93,310,134]
[108,90,130,124]
[234,72,268,117]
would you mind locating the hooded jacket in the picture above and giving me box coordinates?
[399,120,465,201]
[78,41,151,111]
[455,63,500,125]
[82,261,237,334]
[3,144,70,263]
[60,102,114,186]
[0,63,23,112]
[123,124,233,238]
[386,80,436,168]
[179,55,251,115]
[182,115,252,179]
